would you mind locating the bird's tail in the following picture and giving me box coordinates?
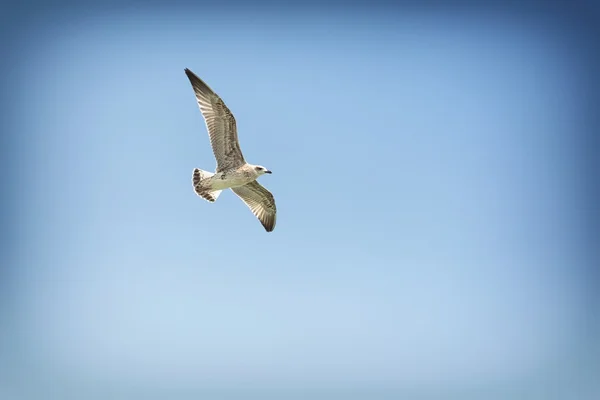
[192,168,222,202]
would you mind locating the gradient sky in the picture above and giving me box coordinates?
[2,2,599,399]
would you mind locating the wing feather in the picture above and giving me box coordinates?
[231,181,277,232]
[184,68,245,171]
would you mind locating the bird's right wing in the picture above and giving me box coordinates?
[231,181,277,232]
[184,68,246,171]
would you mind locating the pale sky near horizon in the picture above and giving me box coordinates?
[2,4,598,399]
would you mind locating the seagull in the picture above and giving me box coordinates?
[184,68,277,232]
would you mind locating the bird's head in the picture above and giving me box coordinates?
[254,165,272,176]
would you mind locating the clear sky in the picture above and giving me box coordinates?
[2,2,599,399]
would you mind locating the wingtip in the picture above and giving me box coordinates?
[264,220,276,232]
[184,68,197,78]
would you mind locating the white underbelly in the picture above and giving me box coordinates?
[208,173,254,190]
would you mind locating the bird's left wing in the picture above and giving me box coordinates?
[231,181,277,232]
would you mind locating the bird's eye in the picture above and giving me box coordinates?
[255,166,262,170]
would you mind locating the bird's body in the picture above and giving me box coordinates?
[184,68,277,232]
[197,164,264,191]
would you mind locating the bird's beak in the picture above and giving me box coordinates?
[265,170,272,174]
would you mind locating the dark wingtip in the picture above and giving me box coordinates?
[184,68,197,78]
[263,218,275,232]
[184,68,215,96]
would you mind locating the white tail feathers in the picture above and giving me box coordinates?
[192,168,222,202]
[192,168,213,185]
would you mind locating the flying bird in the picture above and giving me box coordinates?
[184,68,277,232]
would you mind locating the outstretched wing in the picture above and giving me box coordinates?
[231,181,277,232]
[184,68,245,171]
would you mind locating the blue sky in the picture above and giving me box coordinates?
[2,3,599,399]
